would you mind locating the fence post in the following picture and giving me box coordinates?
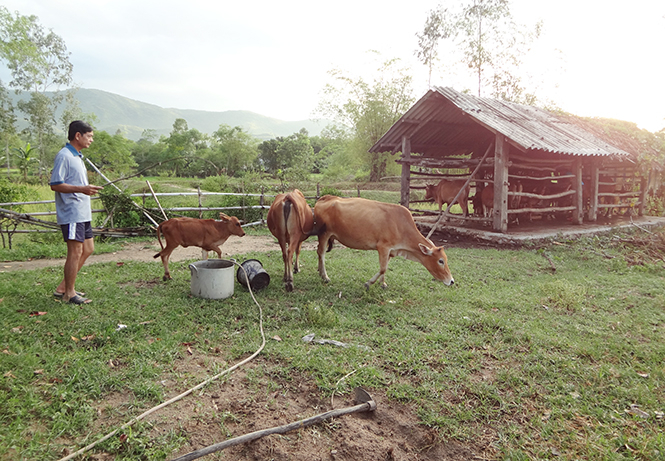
[198,186,203,218]
[260,186,265,224]
[317,183,320,199]
[357,185,360,197]
[241,184,246,222]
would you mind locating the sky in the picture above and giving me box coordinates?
[2,0,664,131]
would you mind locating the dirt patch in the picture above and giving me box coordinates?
[0,235,314,272]
[82,357,485,461]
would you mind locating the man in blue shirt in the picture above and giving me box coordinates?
[49,121,103,304]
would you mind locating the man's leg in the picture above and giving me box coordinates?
[56,223,94,302]
[62,239,84,301]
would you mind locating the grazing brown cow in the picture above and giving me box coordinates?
[267,189,314,292]
[313,196,454,289]
[153,213,245,280]
[424,179,470,216]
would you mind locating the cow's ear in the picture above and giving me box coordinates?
[219,212,230,222]
[418,243,433,256]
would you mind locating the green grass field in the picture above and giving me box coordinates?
[1,228,664,460]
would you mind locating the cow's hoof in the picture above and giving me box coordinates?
[163,275,171,281]
[285,282,294,292]
[364,282,371,290]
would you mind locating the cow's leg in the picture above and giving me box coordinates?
[160,246,177,280]
[365,247,390,290]
[210,246,222,258]
[293,240,304,274]
[317,234,331,283]
[277,239,289,282]
[284,239,297,292]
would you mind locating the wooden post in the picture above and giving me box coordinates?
[572,158,583,224]
[588,163,599,222]
[260,186,265,224]
[197,186,203,219]
[400,136,411,208]
[638,175,647,216]
[492,134,508,233]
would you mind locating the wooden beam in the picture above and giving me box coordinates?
[572,158,584,225]
[588,163,599,222]
[639,176,647,216]
[493,134,509,233]
[400,136,411,207]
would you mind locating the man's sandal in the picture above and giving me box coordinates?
[54,291,85,298]
[66,294,92,304]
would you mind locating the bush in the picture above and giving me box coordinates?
[96,188,154,228]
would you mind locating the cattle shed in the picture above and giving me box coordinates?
[370,87,649,233]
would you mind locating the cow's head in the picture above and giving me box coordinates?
[424,184,436,201]
[219,212,246,237]
[418,243,454,286]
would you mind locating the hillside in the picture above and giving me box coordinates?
[10,89,329,141]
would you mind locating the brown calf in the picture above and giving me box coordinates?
[424,179,470,216]
[267,189,314,292]
[154,213,245,280]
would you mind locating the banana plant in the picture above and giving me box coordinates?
[12,142,38,182]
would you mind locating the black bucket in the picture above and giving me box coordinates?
[236,259,271,291]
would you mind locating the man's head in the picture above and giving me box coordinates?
[68,121,94,150]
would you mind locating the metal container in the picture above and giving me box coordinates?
[236,259,270,291]
[189,259,235,299]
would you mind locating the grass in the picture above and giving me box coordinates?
[1,228,665,460]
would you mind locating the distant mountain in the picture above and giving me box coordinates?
[10,88,330,141]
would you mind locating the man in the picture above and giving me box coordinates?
[49,121,103,304]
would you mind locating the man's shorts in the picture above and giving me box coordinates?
[60,222,93,242]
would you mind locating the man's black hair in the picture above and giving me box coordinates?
[68,121,93,141]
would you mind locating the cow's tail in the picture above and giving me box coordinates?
[283,196,293,231]
[153,223,164,259]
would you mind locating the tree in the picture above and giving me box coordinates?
[258,129,314,183]
[415,0,541,103]
[316,55,415,182]
[209,124,258,177]
[415,6,450,87]
[0,82,17,176]
[0,6,75,174]
[164,118,210,177]
[84,130,137,176]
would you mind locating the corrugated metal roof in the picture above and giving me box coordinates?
[369,87,632,158]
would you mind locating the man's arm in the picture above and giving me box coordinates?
[50,183,103,196]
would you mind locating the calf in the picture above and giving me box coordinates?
[424,179,470,216]
[267,189,314,292]
[313,195,454,289]
[154,213,245,280]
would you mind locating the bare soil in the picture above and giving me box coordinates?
[0,235,300,272]
[79,357,486,461]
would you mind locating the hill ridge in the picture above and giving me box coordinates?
[10,88,328,141]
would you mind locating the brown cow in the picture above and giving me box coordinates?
[424,179,470,216]
[313,196,454,289]
[153,213,245,280]
[267,189,314,292]
[480,182,524,221]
